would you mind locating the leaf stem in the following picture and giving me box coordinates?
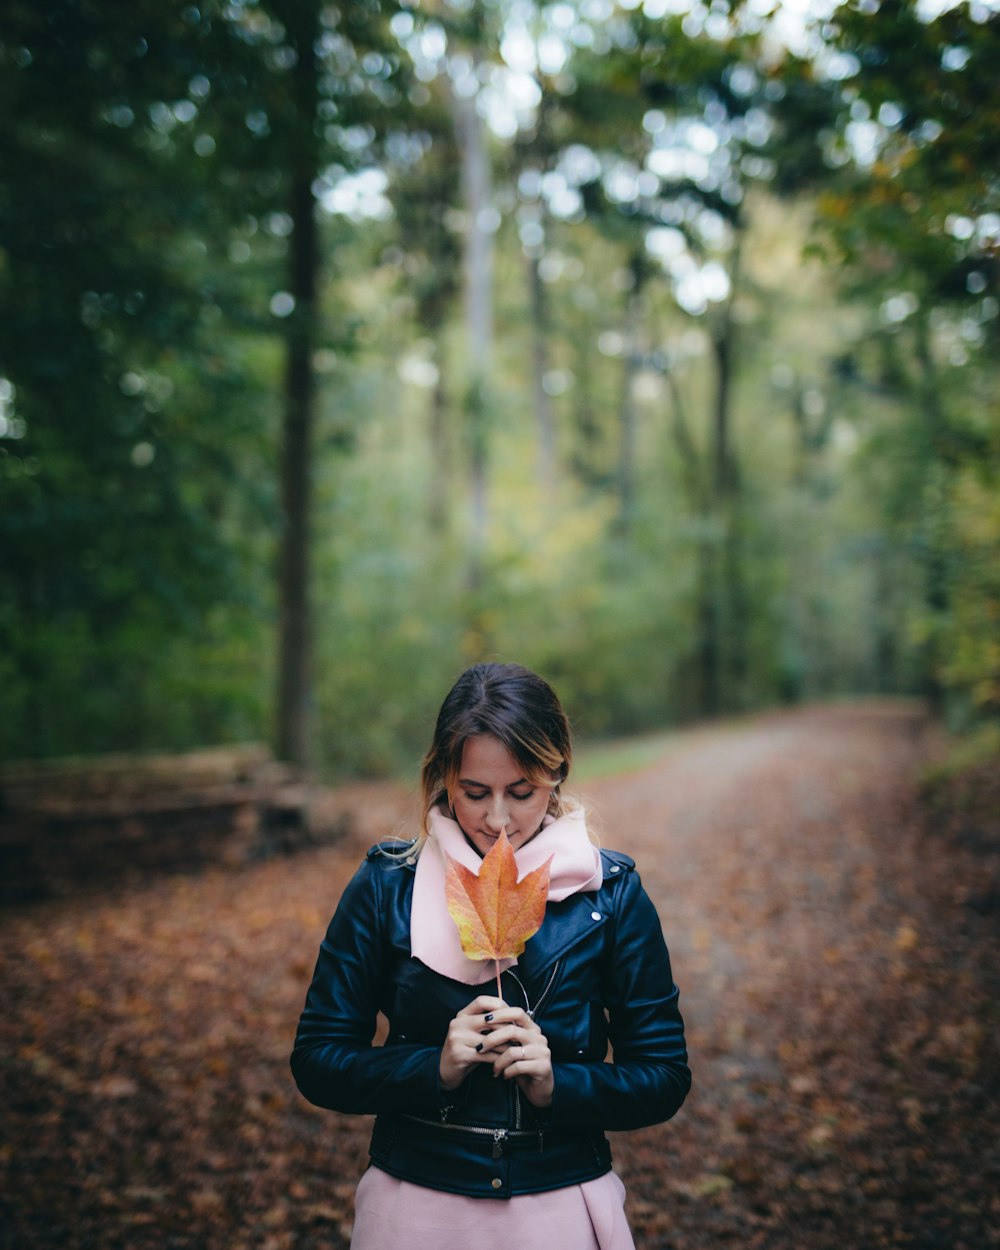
[496,826,507,1001]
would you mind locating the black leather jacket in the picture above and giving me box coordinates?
[291,842,690,1199]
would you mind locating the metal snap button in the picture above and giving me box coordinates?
[491,1178,503,1190]
[610,865,620,873]
[591,911,601,921]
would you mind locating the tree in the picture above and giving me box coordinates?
[0,1,275,756]
[238,0,408,767]
[386,72,464,534]
[0,0,409,765]
[815,0,1000,721]
[550,8,837,712]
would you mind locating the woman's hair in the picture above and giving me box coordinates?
[418,662,573,842]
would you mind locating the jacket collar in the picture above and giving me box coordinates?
[517,888,608,980]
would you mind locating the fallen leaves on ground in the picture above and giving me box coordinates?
[1,702,997,1250]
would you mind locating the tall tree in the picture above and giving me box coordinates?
[198,0,408,767]
[816,0,1000,719]
[0,0,408,764]
[552,14,760,708]
[0,0,273,756]
[387,74,464,535]
[268,0,323,768]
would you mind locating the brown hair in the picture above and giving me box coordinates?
[419,663,573,842]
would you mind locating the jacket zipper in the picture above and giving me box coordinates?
[404,1115,547,1158]
[424,962,562,1149]
[505,961,561,1138]
[504,959,560,1022]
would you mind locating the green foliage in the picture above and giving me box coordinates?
[813,0,1000,727]
[571,730,681,784]
[3,0,997,773]
[0,1,280,757]
[934,404,1000,723]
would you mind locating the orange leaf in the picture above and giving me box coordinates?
[444,831,551,964]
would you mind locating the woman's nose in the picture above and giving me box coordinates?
[484,799,508,832]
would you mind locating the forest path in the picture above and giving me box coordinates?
[582,700,996,1250]
[2,701,996,1250]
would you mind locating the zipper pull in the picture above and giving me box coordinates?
[492,1130,506,1160]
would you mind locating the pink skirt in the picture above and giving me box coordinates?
[350,1165,636,1250]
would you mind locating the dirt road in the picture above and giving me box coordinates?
[2,701,996,1250]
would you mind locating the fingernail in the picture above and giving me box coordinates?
[484,1013,494,1023]
[475,1042,484,1053]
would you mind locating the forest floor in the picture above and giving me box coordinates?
[1,700,998,1250]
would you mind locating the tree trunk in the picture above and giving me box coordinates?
[913,310,949,713]
[428,355,451,535]
[275,2,320,769]
[665,365,720,715]
[615,260,645,536]
[664,367,702,505]
[527,248,557,489]
[453,77,494,593]
[711,314,735,500]
[570,325,602,489]
[710,231,747,708]
[664,365,716,712]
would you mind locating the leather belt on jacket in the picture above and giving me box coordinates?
[368,1111,613,1200]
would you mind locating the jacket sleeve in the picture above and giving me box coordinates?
[548,866,691,1131]
[290,856,447,1118]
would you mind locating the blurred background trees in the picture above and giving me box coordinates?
[2,0,997,776]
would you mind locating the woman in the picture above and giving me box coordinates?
[291,662,690,1249]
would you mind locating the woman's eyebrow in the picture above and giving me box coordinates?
[458,776,530,788]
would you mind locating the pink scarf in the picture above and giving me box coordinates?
[411,805,603,985]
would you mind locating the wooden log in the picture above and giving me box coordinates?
[0,744,343,903]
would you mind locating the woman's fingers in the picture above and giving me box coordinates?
[442,998,530,1087]
[441,999,547,1089]
[440,1002,499,1087]
[469,1007,538,1039]
[492,1038,546,1068]
[490,1029,553,1108]
[490,1027,550,1072]
[476,1019,538,1050]
[496,1044,554,1105]
[455,995,506,1019]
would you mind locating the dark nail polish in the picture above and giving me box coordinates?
[484,1013,494,1023]
[475,1042,484,1052]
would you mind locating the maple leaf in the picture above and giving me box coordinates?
[444,830,552,996]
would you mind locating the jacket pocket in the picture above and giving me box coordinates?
[549,1001,592,1060]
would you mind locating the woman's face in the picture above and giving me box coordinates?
[451,734,554,858]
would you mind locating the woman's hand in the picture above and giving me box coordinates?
[439,998,554,1108]
[439,995,507,1091]
[479,1004,554,1109]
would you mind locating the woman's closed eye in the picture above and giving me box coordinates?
[462,788,536,802]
